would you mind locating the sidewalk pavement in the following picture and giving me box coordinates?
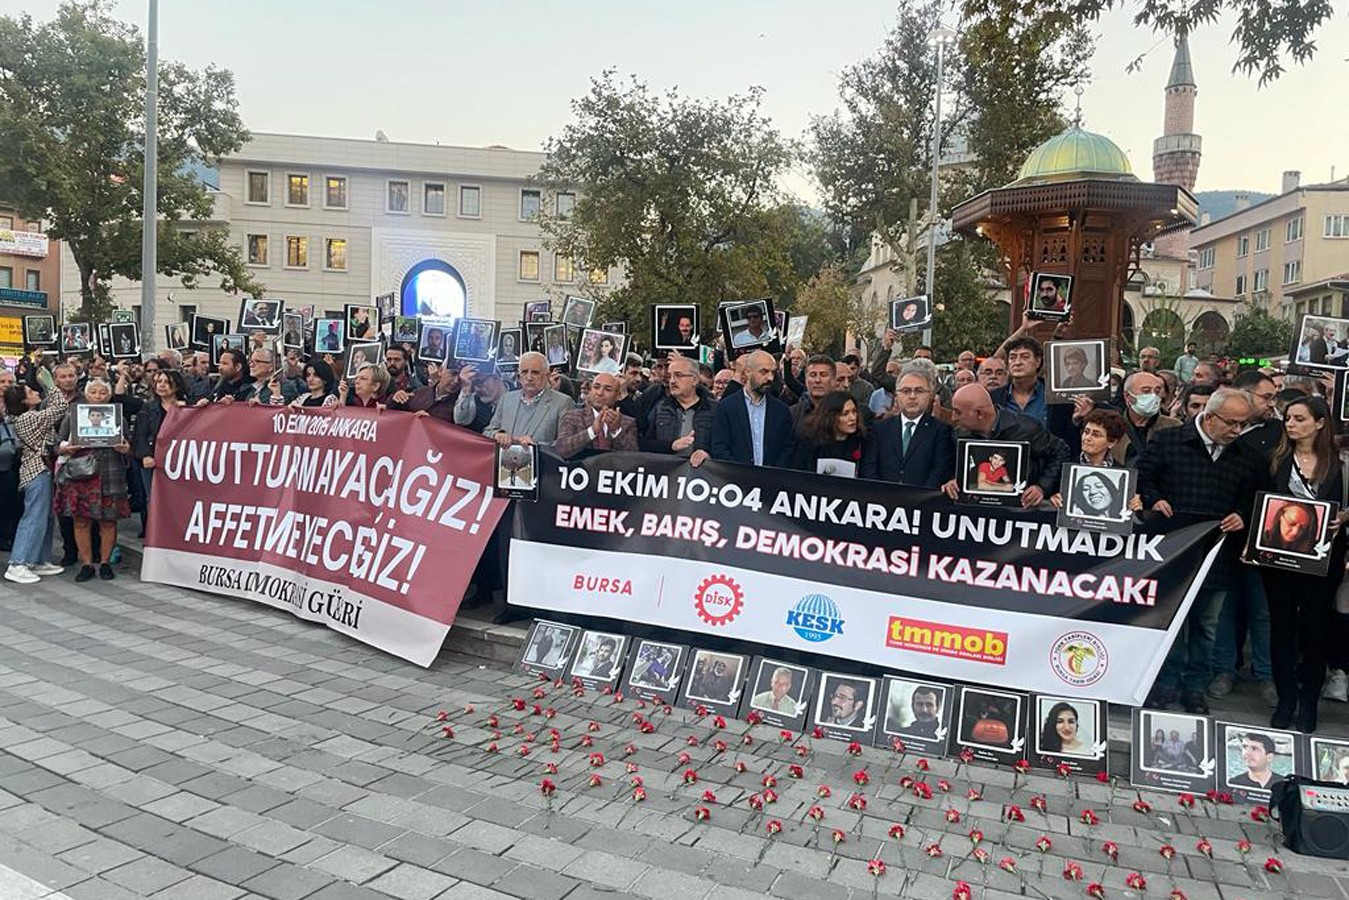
[0,567,1347,899]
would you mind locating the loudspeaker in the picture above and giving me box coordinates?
[1271,775,1349,859]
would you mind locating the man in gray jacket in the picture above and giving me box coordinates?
[483,352,573,448]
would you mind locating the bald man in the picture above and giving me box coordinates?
[554,372,638,459]
[710,350,795,467]
[941,383,1070,508]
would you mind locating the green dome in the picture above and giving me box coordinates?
[1014,127,1137,185]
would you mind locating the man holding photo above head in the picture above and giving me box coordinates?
[941,383,1069,509]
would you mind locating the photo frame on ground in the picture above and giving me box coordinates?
[1306,738,1349,784]
[1046,339,1111,402]
[719,298,780,359]
[211,333,247,367]
[59,323,93,355]
[453,318,498,365]
[679,649,748,717]
[238,298,282,334]
[281,312,306,350]
[953,686,1028,765]
[164,321,190,352]
[810,671,878,744]
[568,630,628,691]
[345,304,380,343]
[541,324,570,370]
[652,305,700,351]
[314,317,346,355]
[738,657,814,731]
[69,403,122,448]
[1218,722,1298,803]
[576,328,627,377]
[957,439,1027,508]
[1057,463,1136,534]
[874,676,951,757]
[1292,314,1349,370]
[1244,492,1337,576]
[1026,272,1073,322]
[1130,708,1215,795]
[23,315,54,347]
[622,640,688,703]
[560,295,596,330]
[344,341,383,379]
[108,322,140,359]
[496,328,522,371]
[495,442,539,502]
[889,295,931,333]
[516,620,581,679]
[190,314,229,352]
[1030,695,1107,775]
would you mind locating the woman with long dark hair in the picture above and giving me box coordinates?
[1038,701,1086,755]
[132,369,189,508]
[1259,395,1347,732]
[790,390,866,475]
[290,360,339,408]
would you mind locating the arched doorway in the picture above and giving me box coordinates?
[400,259,468,320]
[1191,310,1230,356]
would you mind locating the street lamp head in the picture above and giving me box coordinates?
[927,26,958,48]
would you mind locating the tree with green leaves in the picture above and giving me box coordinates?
[790,263,876,356]
[534,71,798,348]
[1226,300,1294,359]
[0,0,259,320]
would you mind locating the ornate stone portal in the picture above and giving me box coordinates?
[952,127,1198,348]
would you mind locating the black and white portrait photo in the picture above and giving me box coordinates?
[453,318,498,364]
[1246,492,1334,575]
[164,321,189,351]
[496,328,522,367]
[1027,271,1073,321]
[1032,696,1107,774]
[576,329,626,377]
[722,299,777,352]
[878,678,951,755]
[744,659,811,729]
[495,442,538,502]
[1131,709,1216,795]
[190,315,229,352]
[955,687,1025,761]
[108,322,140,359]
[653,305,700,350]
[23,315,54,346]
[1057,463,1136,534]
[517,620,579,678]
[1046,339,1110,401]
[624,640,686,700]
[71,403,122,447]
[568,631,627,687]
[812,672,877,742]
[958,440,1026,507]
[282,312,306,350]
[1219,723,1297,802]
[344,341,382,379]
[1293,314,1349,370]
[682,650,747,713]
[889,295,931,333]
[560,295,596,330]
[239,298,282,333]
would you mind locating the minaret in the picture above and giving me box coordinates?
[1152,31,1202,259]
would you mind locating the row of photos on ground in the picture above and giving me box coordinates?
[518,619,1349,805]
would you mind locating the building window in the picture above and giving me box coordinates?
[246,171,269,204]
[387,180,410,214]
[324,176,348,210]
[286,236,308,268]
[1254,268,1269,292]
[459,185,481,218]
[24,222,37,232]
[1198,248,1215,269]
[286,174,309,207]
[0,267,9,288]
[24,270,39,292]
[554,256,575,282]
[1326,215,1349,238]
[247,234,268,266]
[0,216,11,229]
[325,238,347,271]
[519,250,540,282]
[520,189,541,220]
[555,192,576,220]
[1255,228,1270,252]
[1283,260,1302,285]
[423,182,446,216]
[1236,235,1249,257]
[1287,217,1304,242]
[1235,274,1246,296]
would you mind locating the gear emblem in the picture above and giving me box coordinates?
[693,574,744,627]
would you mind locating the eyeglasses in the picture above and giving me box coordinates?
[1252,392,1277,402]
[669,372,696,380]
[1208,412,1248,429]
[896,387,931,396]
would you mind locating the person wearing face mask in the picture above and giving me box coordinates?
[1111,371,1180,467]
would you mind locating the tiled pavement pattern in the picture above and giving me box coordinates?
[0,577,1347,900]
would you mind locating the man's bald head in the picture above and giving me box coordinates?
[743,351,777,399]
[951,383,998,435]
[588,372,621,409]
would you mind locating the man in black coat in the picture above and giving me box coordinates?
[710,350,794,468]
[1138,387,1263,715]
[641,355,717,465]
[941,384,1070,508]
[860,365,953,488]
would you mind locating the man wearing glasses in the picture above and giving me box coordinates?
[860,364,953,487]
[1139,387,1264,716]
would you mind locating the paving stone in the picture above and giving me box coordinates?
[103,855,195,893]
[240,861,338,900]
[309,845,399,883]
[191,845,282,884]
[429,846,518,886]
[366,862,458,900]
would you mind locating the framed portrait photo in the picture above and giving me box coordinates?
[785,314,809,348]
[679,649,748,717]
[163,321,190,352]
[622,640,688,703]
[70,403,122,448]
[576,328,627,377]
[344,341,383,379]
[211,333,247,367]
[1026,271,1073,322]
[496,328,522,372]
[738,658,814,731]
[954,686,1028,765]
[238,298,282,334]
[281,312,306,350]
[568,630,628,691]
[392,315,421,345]
[344,303,380,343]
[560,295,596,330]
[1030,695,1107,775]
[601,321,627,335]
[495,442,539,502]
[97,322,112,357]
[811,671,878,744]
[1218,722,1299,803]
[1245,492,1337,576]
[418,324,451,365]
[453,318,498,365]
[1307,738,1349,785]
[1292,314,1349,370]
[523,300,551,324]
[957,439,1028,508]
[874,676,951,756]
[1046,339,1111,402]
[652,305,700,351]
[541,323,570,370]
[516,620,581,679]
[23,315,55,347]
[524,322,551,358]
[889,295,931,333]
[59,322,93,355]
[314,316,346,355]
[720,298,780,359]
[1056,463,1136,534]
[190,314,230,352]
[108,322,140,359]
[1129,708,1215,795]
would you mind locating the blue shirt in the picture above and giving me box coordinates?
[1002,379,1047,426]
[743,391,767,466]
[868,387,892,415]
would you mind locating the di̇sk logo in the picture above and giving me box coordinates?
[786,594,844,643]
[694,574,744,626]
[1050,631,1108,687]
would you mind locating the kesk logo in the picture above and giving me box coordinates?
[1050,631,1108,687]
[694,574,744,627]
[885,616,1008,665]
[786,594,844,643]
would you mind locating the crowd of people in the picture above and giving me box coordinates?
[0,317,1340,733]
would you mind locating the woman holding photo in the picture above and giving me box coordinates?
[2,384,69,584]
[1258,395,1347,732]
[53,379,131,583]
[1050,409,1142,512]
[790,390,866,475]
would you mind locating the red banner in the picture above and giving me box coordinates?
[143,406,507,665]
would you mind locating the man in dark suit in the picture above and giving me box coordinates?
[1138,387,1263,715]
[860,366,953,488]
[711,350,794,468]
[941,384,1070,508]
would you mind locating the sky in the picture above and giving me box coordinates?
[4,0,1345,201]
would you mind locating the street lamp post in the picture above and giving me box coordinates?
[140,0,159,353]
[923,25,957,347]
